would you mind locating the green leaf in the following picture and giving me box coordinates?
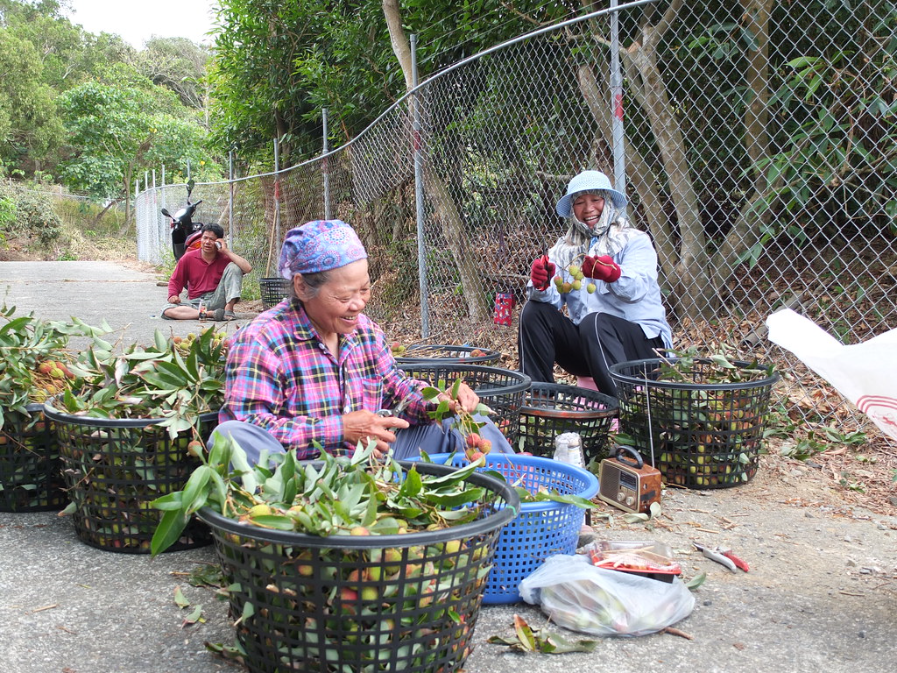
[234,600,254,627]
[424,486,486,508]
[174,586,190,609]
[180,465,212,510]
[397,465,423,498]
[150,491,184,512]
[686,572,707,589]
[528,492,598,509]
[513,614,537,651]
[420,386,441,401]
[154,330,169,352]
[59,500,77,516]
[709,354,736,369]
[248,514,295,530]
[450,378,462,399]
[181,604,203,626]
[151,508,190,557]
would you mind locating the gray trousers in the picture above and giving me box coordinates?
[161,262,244,317]
[210,414,514,466]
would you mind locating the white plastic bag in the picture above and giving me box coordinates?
[519,554,695,637]
[766,309,897,443]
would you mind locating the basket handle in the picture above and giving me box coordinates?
[613,445,644,469]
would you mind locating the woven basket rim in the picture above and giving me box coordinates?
[419,453,599,506]
[197,460,519,548]
[399,363,532,395]
[42,402,219,428]
[519,382,619,418]
[609,357,779,391]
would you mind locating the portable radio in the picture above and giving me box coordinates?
[598,446,662,514]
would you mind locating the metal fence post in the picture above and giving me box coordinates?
[411,34,429,338]
[610,0,626,202]
[323,108,332,220]
[274,137,281,268]
[229,150,236,250]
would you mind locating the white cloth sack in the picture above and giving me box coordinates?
[766,308,897,442]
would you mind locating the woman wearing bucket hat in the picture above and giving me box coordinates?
[518,170,673,396]
[215,219,514,465]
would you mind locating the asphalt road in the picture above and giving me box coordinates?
[2,261,896,673]
[0,260,252,349]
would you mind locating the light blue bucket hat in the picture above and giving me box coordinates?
[555,170,627,217]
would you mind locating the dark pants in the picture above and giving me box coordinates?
[211,415,513,467]
[518,300,664,396]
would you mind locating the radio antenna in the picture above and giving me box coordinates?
[644,365,656,466]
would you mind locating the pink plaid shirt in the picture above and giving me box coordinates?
[219,301,431,458]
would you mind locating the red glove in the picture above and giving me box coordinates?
[530,255,556,291]
[581,255,621,283]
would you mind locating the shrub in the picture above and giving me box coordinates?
[0,182,62,245]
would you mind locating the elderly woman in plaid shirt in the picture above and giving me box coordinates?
[214,219,514,465]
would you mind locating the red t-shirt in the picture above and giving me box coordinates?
[168,250,231,299]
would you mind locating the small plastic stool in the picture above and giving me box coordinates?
[576,376,599,392]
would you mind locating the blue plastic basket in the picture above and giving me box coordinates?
[412,453,598,604]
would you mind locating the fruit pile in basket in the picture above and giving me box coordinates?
[0,305,107,415]
[163,434,517,673]
[613,348,778,489]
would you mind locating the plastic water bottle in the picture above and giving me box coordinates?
[554,432,584,468]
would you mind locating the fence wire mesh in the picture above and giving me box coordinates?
[135,1,897,431]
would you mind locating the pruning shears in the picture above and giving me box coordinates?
[694,543,750,573]
[376,394,415,418]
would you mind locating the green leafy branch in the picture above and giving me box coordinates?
[55,326,226,436]
[0,304,109,427]
[150,432,505,556]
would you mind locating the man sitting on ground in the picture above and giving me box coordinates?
[161,223,252,321]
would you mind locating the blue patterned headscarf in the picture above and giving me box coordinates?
[278,220,368,279]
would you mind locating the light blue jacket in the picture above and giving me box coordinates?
[528,229,673,348]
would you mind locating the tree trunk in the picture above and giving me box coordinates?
[575,64,674,284]
[382,0,490,323]
[625,0,714,320]
[123,163,133,228]
[711,0,776,289]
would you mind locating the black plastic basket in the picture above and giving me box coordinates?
[259,277,291,310]
[0,404,67,512]
[609,358,779,489]
[42,404,217,552]
[198,461,518,673]
[395,344,501,366]
[397,363,531,445]
[516,383,619,465]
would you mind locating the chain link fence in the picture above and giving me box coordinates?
[136,1,897,429]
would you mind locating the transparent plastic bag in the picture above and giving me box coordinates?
[519,554,695,637]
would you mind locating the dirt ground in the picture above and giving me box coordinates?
[380,313,897,520]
